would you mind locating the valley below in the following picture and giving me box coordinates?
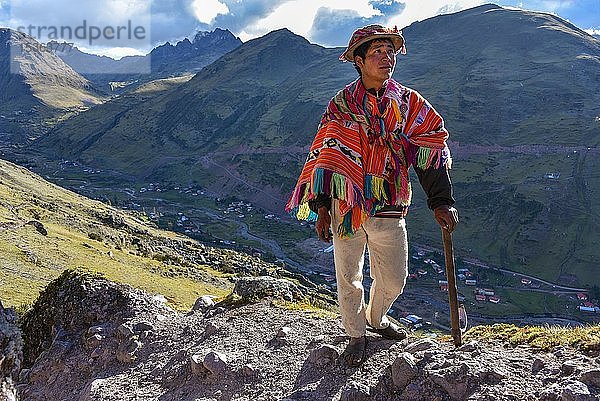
[1,2,599,338]
[3,141,598,331]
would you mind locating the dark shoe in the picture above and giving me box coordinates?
[341,336,366,367]
[367,320,407,340]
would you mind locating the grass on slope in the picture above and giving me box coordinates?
[0,159,232,311]
[132,74,194,95]
[464,323,600,352]
[0,223,230,311]
[32,85,102,110]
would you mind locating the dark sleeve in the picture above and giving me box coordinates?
[308,193,332,213]
[414,162,455,210]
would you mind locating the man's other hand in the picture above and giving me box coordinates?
[434,205,459,233]
[315,206,332,242]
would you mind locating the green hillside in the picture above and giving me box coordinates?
[409,150,600,285]
[30,4,600,286]
[0,158,290,310]
[399,5,600,147]
[0,28,103,140]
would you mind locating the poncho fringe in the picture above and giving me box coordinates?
[286,78,449,238]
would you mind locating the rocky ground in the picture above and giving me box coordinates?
[2,271,600,401]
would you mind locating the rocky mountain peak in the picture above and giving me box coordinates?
[174,37,192,50]
[193,27,239,45]
[146,28,241,74]
[211,26,322,71]
[260,27,311,45]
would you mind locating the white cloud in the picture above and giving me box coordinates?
[387,0,485,30]
[585,28,600,36]
[540,0,574,12]
[234,0,491,44]
[3,0,592,57]
[100,0,151,23]
[236,0,379,42]
[79,45,147,60]
[191,0,229,24]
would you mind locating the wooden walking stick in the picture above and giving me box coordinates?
[442,228,462,346]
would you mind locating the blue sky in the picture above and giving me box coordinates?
[0,0,598,59]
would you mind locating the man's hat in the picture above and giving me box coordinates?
[339,24,406,62]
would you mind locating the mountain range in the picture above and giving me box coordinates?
[0,27,241,145]
[0,28,101,142]
[46,28,241,92]
[1,4,599,288]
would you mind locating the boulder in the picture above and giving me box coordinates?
[458,340,480,353]
[116,339,142,363]
[580,369,600,388]
[192,295,215,312]
[428,362,475,401]
[560,380,596,401]
[405,338,437,354]
[19,269,173,366]
[308,344,340,366]
[202,351,229,375]
[232,276,305,303]
[391,352,419,390]
[190,354,207,375]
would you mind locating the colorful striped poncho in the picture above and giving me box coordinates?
[286,78,450,237]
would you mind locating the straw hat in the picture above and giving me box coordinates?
[339,24,406,62]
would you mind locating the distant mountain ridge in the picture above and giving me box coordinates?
[0,28,102,141]
[47,28,242,91]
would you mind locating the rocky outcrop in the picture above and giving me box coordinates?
[19,269,175,368]
[8,272,600,401]
[231,276,307,303]
[223,274,335,311]
[81,208,333,305]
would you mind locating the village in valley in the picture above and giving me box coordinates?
[387,246,600,331]
[13,157,598,333]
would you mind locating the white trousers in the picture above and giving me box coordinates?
[330,200,409,338]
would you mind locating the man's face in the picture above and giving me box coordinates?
[356,39,396,87]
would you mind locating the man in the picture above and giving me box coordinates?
[286,25,458,367]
